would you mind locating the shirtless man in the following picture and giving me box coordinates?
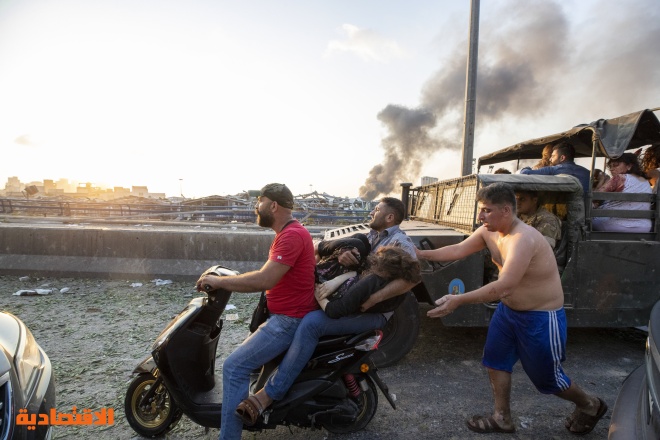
[416,183,607,436]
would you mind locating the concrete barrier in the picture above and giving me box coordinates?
[0,221,325,280]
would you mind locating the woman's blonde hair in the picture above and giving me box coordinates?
[365,246,421,284]
[640,144,660,173]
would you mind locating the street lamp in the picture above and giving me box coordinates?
[179,179,183,198]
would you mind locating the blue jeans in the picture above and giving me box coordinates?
[220,314,301,440]
[264,310,386,400]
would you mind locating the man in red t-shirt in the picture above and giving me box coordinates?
[196,183,315,440]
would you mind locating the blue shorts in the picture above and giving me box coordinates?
[483,302,571,394]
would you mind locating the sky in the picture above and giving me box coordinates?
[1,0,659,200]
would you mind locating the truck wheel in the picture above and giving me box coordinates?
[371,292,420,368]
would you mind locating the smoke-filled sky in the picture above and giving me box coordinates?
[1,0,659,200]
[359,0,660,199]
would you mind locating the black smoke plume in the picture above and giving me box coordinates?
[359,0,660,200]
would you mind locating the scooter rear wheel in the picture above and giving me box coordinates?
[323,375,378,434]
[125,373,183,437]
[371,291,420,367]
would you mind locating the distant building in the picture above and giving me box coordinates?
[132,186,149,198]
[4,177,21,194]
[113,187,131,198]
[43,180,56,194]
[56,178,76,193]
[77,182,103,197]
[421,176,438,186]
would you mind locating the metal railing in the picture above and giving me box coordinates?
[405,175,479,235]
[0,198,371,226]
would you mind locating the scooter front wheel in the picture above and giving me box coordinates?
[125,373,183,437]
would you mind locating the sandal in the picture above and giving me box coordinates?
[466,415,515,433]
[565,408,580,430]
[565,397,607,435]
[235,395,264,426]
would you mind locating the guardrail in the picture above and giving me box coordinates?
[0,198,371,226]
[405,175,479,235]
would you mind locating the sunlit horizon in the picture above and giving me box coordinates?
[2,0,658,201]
[2,174,367,199]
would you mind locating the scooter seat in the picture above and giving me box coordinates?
[317,334,354,348]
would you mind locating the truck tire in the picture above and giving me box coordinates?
[370,292,420,368]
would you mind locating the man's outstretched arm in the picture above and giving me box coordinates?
[360,278,418,312]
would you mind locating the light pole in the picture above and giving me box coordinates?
[179,179,183,198]
[461,0,480,176]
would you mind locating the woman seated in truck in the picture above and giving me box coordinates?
[235,245,421,425]
[592,152,652,232]
[592,168,610,189]
[640,143,660,192]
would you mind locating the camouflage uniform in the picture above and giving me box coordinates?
[520,207,562,248]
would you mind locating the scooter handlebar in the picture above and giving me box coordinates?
[200,265,240,278]
[197,265,240,296]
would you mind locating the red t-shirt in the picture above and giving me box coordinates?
[266,221,317,318]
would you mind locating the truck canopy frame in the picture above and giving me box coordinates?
[477,108,660,166]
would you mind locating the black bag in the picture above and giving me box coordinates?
[249,291,269,333]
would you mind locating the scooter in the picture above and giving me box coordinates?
[124,265,397,437]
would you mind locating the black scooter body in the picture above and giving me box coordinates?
[127,265,395,436]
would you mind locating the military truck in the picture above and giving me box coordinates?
[328,108,660,367]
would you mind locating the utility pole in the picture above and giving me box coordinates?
[461,0,480,176]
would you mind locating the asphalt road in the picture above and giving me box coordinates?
[1,277,646,440]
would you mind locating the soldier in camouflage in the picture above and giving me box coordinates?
[515,190,562,249]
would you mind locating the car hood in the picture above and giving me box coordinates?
[0,312,21,358]
[0,346,10,377]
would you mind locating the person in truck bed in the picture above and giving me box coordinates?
[532,144,554,169]
[514,190,562,249]
[519,143,591,198]
[640,143,660,191]
[592,153,652,233]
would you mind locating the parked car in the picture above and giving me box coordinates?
[0,311,56,440]
[608,300,660,439]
